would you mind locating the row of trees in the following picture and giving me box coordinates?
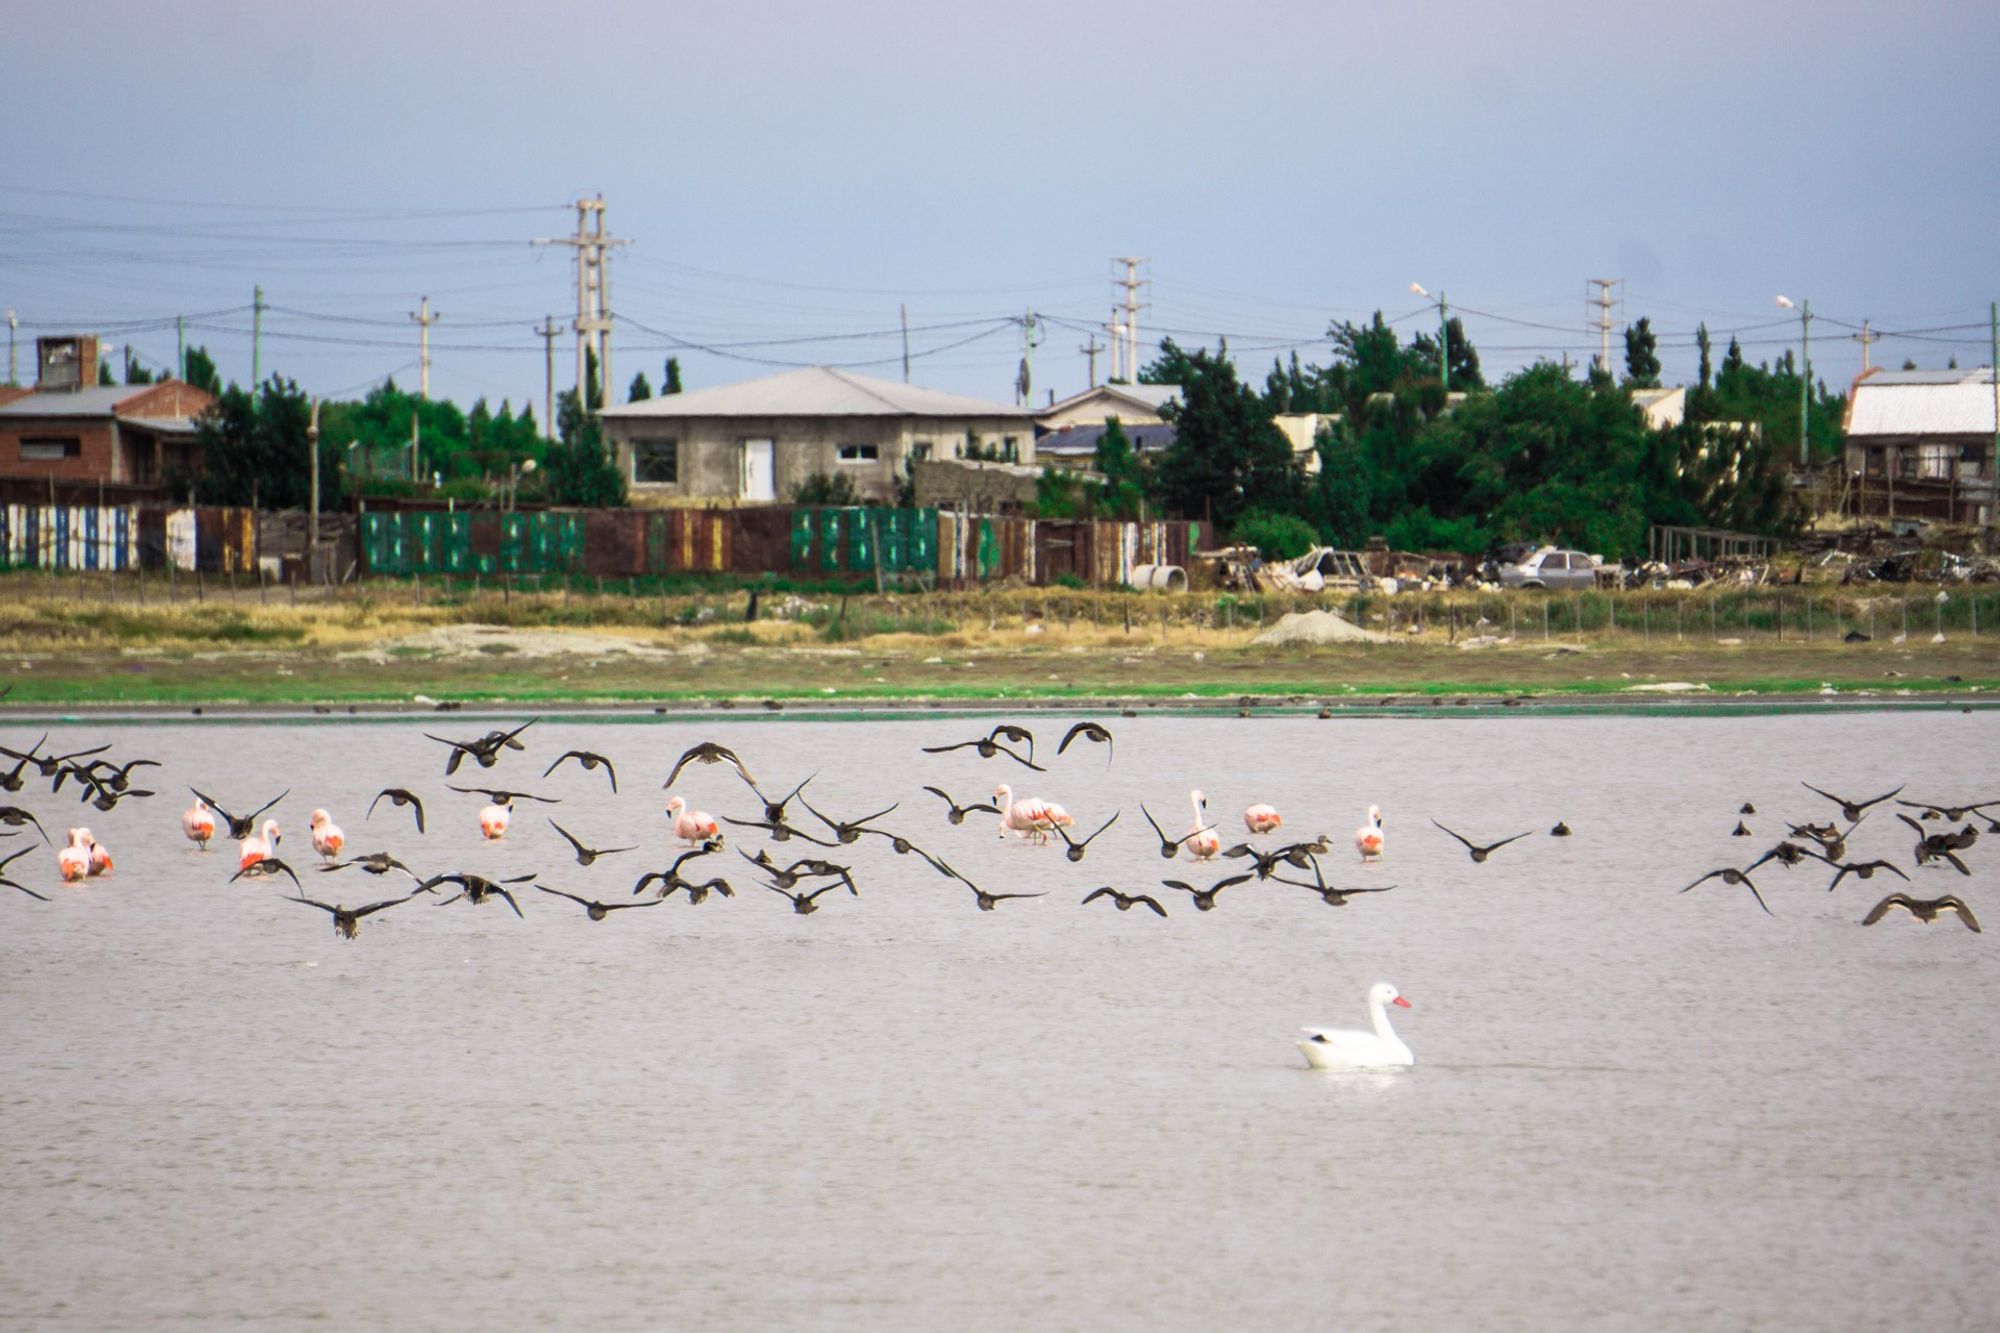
[180,350,686,509]
[1040,313,1845,561]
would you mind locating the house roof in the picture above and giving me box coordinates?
[598,365,1029,420]
[1039,382,1181,421]
[0,380,212,422]
[1846,367,1996,437]
[1034,422,1177,457]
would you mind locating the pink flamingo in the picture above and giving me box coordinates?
[1355,805,1385,861]
[478,798,511,841]
[309,808,346,861]
[58,828,92,882]
[182,797,216,850]
[85,831,113,876]
[239,819,280,871]
[1184,791,1221,861]
[992,783,1056,843]
[666,795,718,846]
[1243,803,1284,835]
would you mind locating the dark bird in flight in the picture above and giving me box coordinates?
[447,784,560,807]
[229,857,302,890]
[1680,866,1771,915]
[548,820,638,866]
[631,843,728,898]
[658,875,736,906]
[1081,886,1167,917]
[1896,796,2000,822]
[1139,803,1218,859]
[190,786,289,840]
[1898,814,1973,875]
[921,726,1044,770]
[10,739,111,780]
[1057,721,1114,765]
[289,891,425,939]
[719,812,837,846]
[746,771,816,825]
[922,785,1001,825]
[1432,820,1532,863]
[1160,872,1255,912]
[1861,893,1981,931]
[1271,855,1397,907]
[1807,853,1910,893]
[59,756,160,795]
[368,788,427,834]
[801,796,898,845]
[941,866,1046,911]
[64,769,154,812]
[536,883,665,921]
[762,879,849,915]
[420,871,535,917]
[424,719,537,775]
[1787,819,1863,863]
[736,849,856,895]
[663,741,759,791]
[317,852,419,881]
[1801,781,1904,823]
[1052,810,1120,863]
[0,806,51,846]
[1744,842,1813,873]
[543,749,619,793]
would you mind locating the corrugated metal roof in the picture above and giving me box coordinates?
[0,386,136,418]
[599,366,1028,420]
[1847,370,1997,437]
[120,416,202,436]
[1035,423,1177,456]
[1040,383,1181,419]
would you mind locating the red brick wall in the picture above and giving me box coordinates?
[0,419,118,481]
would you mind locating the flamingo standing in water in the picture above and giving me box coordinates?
[993,783,1055,843]
[1355,805,1385,861]
[666,795,719,846]
[309,808,346,862]
[58,828,92,882]
[239,819,280,871]
[182,797,217,850]
[478,797,512,841]
[1184,791,1222,861]
[1243,803,1284,835]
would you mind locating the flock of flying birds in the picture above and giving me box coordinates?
[0,721,1986,939]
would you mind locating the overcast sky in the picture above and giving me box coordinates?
[6,0,1997,414]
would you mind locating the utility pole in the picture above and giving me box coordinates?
[1852,319,1880,372]
[1989,301,1997,543]
[1109,309,1126,383]
[535,316,561,440]
[409,295,438,399]
[534,195,629,417]
[1114,257,1147,383]
[1587,278,1620,376]
[307,397,320,583]
[900,304,911,384]
[4,309,14,386]
[176,314,185,382]
[1081,333,1101,389]
[251,284,267,389]
[1015,308,1042,406]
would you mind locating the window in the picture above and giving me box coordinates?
[837,443,879,464]
[1003,435,1019,462]
[632,437,679,484]
[910,440,933,461]
[1540,553,1568,571]
[20,437,81,461]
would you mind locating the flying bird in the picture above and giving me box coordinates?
[535,883,665,921]
[1801,781,1904,823]
[801,796,898,845]
[922,785,1001,825]
[289,891,426,939]
[189,786,288,841]
[1431,820,1532,863]
[1081,885,1167,917]
[317,852,419,881]
[1861,893,1981,932]
[663,741,759,791]
[543,749,619,793]
[420,871,535,917]
[719,812,837,846]
[920,726,1044,771]
[762,879,849,915]
[1056,721,1114,765]
[1052,810,1120,863]
[0,805,53,846]
[1680,866,1771,915]
[229,857,302,890]
[548,820,638,866]
[1160,871,1255,912]
[1895,796,2000,822]
[633,843,731,898]
[0,845,49,901]
[424,719,537,775]
[368,787,427,834]
[1139,802,1217,860]
[1808,854,1910,893]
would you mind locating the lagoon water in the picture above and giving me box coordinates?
[3,707,1997,1329]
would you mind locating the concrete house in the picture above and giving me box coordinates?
[1036,383,1180,431]
[1843,367,1997,524]
[0,335,214,492]
[597,366,1033,506]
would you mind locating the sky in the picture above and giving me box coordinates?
[5,0,1998,417]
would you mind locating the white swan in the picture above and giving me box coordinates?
[1297,982,1414,1070]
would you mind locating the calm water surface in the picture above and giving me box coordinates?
[2,709,1996,1330]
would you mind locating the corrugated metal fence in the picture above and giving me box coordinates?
[3,501,1203,587]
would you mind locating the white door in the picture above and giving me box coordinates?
[741,438,776,502]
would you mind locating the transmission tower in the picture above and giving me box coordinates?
[1587,277,1621,375]
[535,196,629,414]
[1114,257,1148,383]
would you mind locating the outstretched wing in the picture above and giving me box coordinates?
[1430,819,1475,851]
[1862,893,1913,926]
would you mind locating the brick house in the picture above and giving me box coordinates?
[0,335,214,492]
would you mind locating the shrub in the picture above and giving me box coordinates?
[1230,509,1318,560]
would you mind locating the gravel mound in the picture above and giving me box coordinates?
[1250,609,1388,646]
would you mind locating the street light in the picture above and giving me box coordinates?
[1776,294,1812,465]
[1410,282,1449,391]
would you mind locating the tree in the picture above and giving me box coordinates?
[98,358,115,386]
[1145,339,1304,529]
[663,357,682,394]
[188,376,326,508]
[1091,417,1148,520]
[1623,317,1661,387]
[1722,337,1745,379]
[183,345,222,395]
[1696,323,1713,391]
[793,471,860,505]
[628,371,652,402]
[123,349,155,385]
